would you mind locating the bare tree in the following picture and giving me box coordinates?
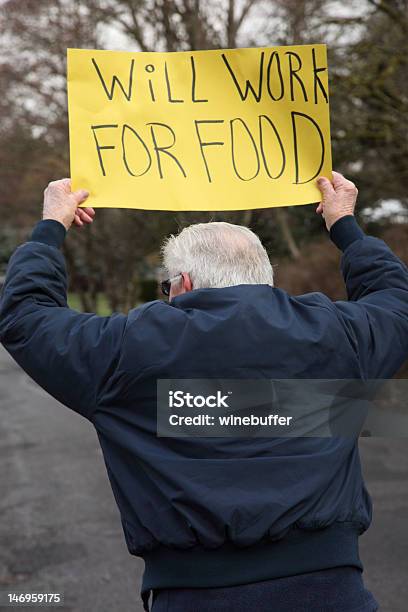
[1,0,406,306]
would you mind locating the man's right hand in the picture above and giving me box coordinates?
[316,171,358,230]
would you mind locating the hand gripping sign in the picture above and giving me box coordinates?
[67,44,332,211]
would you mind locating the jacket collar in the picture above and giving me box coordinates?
[170,284,275,310]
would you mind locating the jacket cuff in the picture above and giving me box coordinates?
[329,215,365,251]
[30,219,67,249]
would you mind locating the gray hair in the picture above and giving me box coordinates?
[162,221,274,289]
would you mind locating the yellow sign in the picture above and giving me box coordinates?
[67,45,331,211]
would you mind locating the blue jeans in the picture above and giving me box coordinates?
[151,567,378,611]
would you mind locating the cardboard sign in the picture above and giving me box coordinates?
[67,45,331,210]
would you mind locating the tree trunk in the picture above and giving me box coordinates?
[275,208,300,259]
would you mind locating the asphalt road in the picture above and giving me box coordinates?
[0,345,407,612]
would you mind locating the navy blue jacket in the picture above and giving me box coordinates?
[1,216,408,598]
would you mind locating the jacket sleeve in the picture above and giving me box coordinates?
[0,220,127,420]
[330,216,408,378]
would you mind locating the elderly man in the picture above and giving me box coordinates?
[1,172,407,612]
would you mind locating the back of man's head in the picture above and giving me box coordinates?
[162,221,274,290]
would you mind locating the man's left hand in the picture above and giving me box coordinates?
[43,178,95,231]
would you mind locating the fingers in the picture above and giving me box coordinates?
[317,176,335,198]
[331,171,346,189]
[61,178,71,191]
[315,202,323,214]
[71,189,89,205]
[76,207,94,224]
[317,172,357,197]
[44,178,71,194]
[331,171,357,195]
[73,206,95,228]
[44,179,90,202]
[74,213,83,227]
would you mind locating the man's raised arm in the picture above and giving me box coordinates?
[0,180,127,419]
[317,172,408,378]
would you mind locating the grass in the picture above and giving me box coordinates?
[68,292,112,316]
